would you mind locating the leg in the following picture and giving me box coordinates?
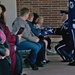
[55,43,66,60]
[14,51,22,75]
[44,37,51,49]
[17,41,41,70]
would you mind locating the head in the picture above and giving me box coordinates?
[60,10,68,21]
[0,4,6,24]
[28,13,34,22]
[36,16,44,26]
[32,13,39,24]
[20,7,30,20]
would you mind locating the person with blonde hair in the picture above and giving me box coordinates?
[34,16,51,63]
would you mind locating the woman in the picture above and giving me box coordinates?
[35,16,51,63]
[0,26,11,75]
[0,4,23,75]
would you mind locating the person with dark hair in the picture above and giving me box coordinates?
[0,4,23,75]
[12,7,42,70]
[32,13,39,25]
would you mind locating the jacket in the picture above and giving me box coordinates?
[12,17,38,42]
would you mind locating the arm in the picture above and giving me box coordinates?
[27,21,41,36]
[3,41,10,56]
[4,26,16,44]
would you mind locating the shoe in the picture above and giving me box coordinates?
[24,59,30,68]
[47,49,56,54]
[23,74,27,75]
[37,62,44,67]
[68,60,75,66]
[30,63,39,70]
[61,60,69,62]
[46,60,50,63]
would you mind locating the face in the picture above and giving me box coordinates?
[29,16,34,22]
[25,12,30,20]
[40,18,44,24]
[3,11,6,22]
[61,14,66,21]
[3,11,6,18]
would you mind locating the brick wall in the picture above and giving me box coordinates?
[16,0,68,38]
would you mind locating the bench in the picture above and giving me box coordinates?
[18,49,31,68]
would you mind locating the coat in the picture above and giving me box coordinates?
[0,21,16,75]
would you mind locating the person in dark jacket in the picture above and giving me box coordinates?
[55,10,73,62]
[0,26,11,75]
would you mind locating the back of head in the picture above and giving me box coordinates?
[32,13,39,24]
[28,13,34,19]
[20,7,30,17]
[36,16,44,26]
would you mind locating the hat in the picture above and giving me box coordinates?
[60,10,68,14]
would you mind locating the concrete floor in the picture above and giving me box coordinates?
[23,55,75,75]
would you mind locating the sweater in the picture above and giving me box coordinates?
[12,17,38,42]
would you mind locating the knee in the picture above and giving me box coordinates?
[33,45,41,53]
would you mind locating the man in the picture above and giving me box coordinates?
[55,10,73,62]
[12,7,41,70]
[68,0,75,66]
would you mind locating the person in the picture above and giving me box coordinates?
[68,0,75,66]
[27,13,49,66]
[12,7,41,70]
[55,10,73,62]
[35,16,51,49]
[0,26,11,75]
[34,16,51,63]
[0,4,23,75]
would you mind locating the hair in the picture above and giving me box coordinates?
[20,7,30,16]
[0,4,6,25]
[32,13,39,24]
[36,16,43,24]
[28,13,34,19]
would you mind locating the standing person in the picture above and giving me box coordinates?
[0,26,11,75]
[68,0,75,65]
[0,4,23,75]
[12,7,41,70]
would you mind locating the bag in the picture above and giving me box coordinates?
[0,43,6,56]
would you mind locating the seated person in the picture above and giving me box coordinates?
[27,13,51,64]
[12,7,42,70]
[33,15,51,63]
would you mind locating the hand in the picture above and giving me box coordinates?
[18,34,22,40]
[5,48,10,56]
[0,55,6,59]
[36,38,40,42]
[15,30,19,35]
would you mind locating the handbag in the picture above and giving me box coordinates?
[0,43,6,56]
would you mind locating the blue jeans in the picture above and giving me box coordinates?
[17,41,41,64]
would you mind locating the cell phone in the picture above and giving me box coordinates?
[17,27,24,35]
